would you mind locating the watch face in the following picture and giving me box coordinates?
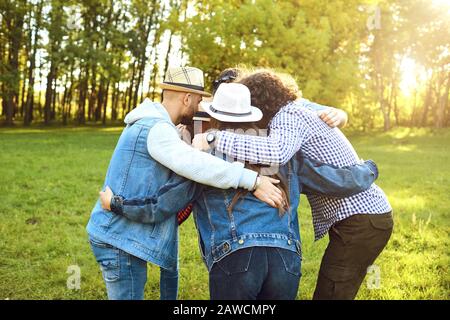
[207,133,215,143]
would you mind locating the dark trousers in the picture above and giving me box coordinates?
[209,246,301,300]
[313,212,393,300]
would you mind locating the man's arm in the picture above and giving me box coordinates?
[148,121,257,190]
[298,156,378,197]
[148,121,284,208]
[195,100,347,166]
[100,174,201,224]
[212,105,309,166]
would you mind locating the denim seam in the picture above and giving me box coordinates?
[224,195,238,241]
[119,125,144,195]
[275,247,301,276]
[217,247,254,275]
[128,253,134,300]
[287,161,294,240]
[202,194,216,250]
[193,212,207,262]
[104,247,120,282]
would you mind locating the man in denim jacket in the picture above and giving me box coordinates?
[86,67,285,300]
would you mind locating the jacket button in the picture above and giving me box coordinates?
[224,243,230,251]
[238,239,244,245]
[288,240,293,245]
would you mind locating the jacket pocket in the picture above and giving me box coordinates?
[89,238,120,282]
[215,247,254,276]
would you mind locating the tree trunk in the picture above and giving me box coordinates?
[78,66,89,125]
[421,78,433,127]
[44,61,56,124]
[24,4,40,126]
[3,4,25,126]
[127,61,137,112]
[102,80,110,125]
[51,75,57,120]
[435,73,450,128]
[95,78,105,122]
[150,62,159,101]
[163,31,173,80]
[111,84,118,121]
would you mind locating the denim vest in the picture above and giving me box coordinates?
[86,115,180,271]
[192,156,302,271]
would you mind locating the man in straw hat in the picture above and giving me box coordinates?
[86,66,283,300]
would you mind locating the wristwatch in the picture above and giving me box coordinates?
[110,195,124,215]
[206,132,216,145]
[253,174,262,191]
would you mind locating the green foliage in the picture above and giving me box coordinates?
[178,0,449,130]
[0,126,448,299]
[0,0,448,128]
[181,0,365,107]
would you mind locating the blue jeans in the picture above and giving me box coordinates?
[209,246,301,300]
[89,236,178,300]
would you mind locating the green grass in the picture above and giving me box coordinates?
[0,126,449,300]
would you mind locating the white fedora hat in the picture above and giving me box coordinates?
[159,66,211,97]
[201,83,263,122]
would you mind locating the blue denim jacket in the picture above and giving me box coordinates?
[86,115,183,271]
[86,101,271,271]
[193,156,303,271]
[109,151,378,271]
[86,111,225,271]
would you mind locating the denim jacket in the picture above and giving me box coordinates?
[86,101,264,271]
[109,150,378,271]
[86,115,182,271]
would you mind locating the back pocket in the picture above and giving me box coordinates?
[275,248,302,277]
[216,247,254,276]
[89,238,120,282]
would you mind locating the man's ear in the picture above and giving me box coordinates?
[183,93,191,107]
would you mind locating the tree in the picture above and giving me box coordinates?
[24,0,43,125]
[0,0,27,125]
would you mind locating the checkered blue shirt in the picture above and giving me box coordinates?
[216,99,392,240]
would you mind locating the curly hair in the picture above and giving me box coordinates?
[239,70,300,128]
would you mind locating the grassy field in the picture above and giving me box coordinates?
[0,126,449,300]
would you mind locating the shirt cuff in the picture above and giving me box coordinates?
[238,168,258,191]
[364,159,379,180]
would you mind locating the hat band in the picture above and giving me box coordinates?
[164,82,205,92]
[210,105,252,117]
[194,111,211,118]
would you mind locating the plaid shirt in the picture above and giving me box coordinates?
[216,99,392,240]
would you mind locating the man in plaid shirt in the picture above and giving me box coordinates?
[193,70,393,300]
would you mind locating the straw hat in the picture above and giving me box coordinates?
[159,66,211,97]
